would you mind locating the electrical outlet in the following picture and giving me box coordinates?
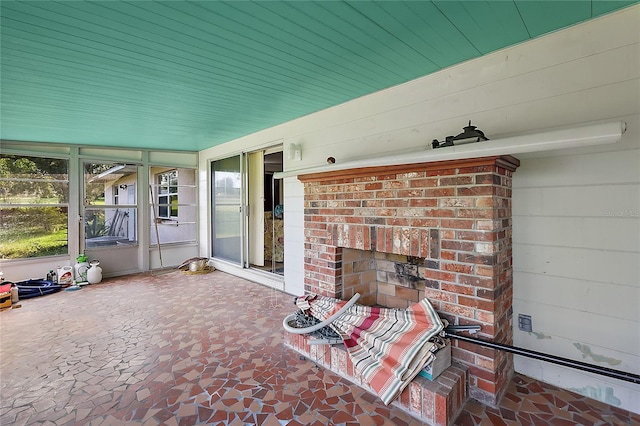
[518,314,533,332]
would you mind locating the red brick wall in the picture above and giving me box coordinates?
[299,156,519,406]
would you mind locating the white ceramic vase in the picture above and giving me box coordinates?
[87,260,103,284]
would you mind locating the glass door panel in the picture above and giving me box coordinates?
[211,156,243,264]
[83,163,138,249]
[82,162,140,276]
[248,151,265,267]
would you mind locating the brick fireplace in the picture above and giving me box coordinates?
[298,155,519,408]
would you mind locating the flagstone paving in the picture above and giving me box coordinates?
[1,270,637,425]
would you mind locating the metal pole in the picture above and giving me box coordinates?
[149,185,163,268]
[445,331,640,385]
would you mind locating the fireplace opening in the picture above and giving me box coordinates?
[343,248,434,309]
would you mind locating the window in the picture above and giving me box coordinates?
[150,167,197,245]
[158,170,178,219]
[0,154,69,259]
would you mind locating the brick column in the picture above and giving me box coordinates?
[302,181,345,298]
[449,157,518,406]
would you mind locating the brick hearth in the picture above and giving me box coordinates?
[298,156,519,408]
[284,331,468,426]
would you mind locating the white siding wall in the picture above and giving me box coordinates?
[198,6,640,412]
[512,119,640,412]
[282,177,305,296]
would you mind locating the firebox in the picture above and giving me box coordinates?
[299,155,519,407]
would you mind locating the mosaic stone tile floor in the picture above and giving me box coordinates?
[1,270,638,425]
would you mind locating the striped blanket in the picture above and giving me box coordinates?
[299,295,444,405]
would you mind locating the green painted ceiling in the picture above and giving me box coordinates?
[1,1,637,152]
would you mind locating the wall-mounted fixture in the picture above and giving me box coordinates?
[119,184,128,190]
[274,121,626,178]
[518,314,533,332]
[287,143,302,161]
[432,121,489,149]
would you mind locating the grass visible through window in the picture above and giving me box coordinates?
[0,226,68,259]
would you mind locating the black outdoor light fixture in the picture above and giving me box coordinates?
[432,121,489,149]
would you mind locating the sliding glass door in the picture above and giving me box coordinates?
[211,149,284,275]
[211,155,243,264]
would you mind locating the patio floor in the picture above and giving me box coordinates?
[1,270,637,425]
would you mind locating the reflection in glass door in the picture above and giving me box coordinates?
[211,156,243,264]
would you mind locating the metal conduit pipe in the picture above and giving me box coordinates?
[445,331,640,385]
